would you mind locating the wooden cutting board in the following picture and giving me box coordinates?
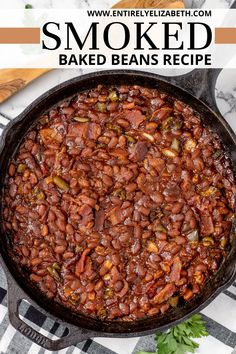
[112,0,185,8]
[0,68,51,104]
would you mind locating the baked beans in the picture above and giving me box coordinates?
[3,84,236,320]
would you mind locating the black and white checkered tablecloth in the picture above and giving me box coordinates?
[0,112,235,354]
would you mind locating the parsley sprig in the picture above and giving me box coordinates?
[138,314,208,354]
[25,4,33,9]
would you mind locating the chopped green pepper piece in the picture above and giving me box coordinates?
[155,225,167,233]
[161,117,173,131]
[96,143,107,149]
[162,148,177,158]
[150,210,157,222]
[187,229,199,242]
[112,188,126,200]
[104,287,114,298]
[108,91,119,102]
[212,150,223,159]
[52,263,60,271]
[220,237,227,249]
[142,132,154,142]
[106,123,123,134]
[73,117,90,122]
[96,102,106,112]
[36,191,45,200]
[69,293,80,305]
[185,138,197,152]
[169,296,179,307]
[125,135,136,143]
[75,245,83,253]
[173,119,183,130]
[147,241,158,253]
[97,307,107,318]
[47,266,61,282]
[202,236,214,246]
[45,176,54,184]
[39,116,48,125]
[17,163,26,173]
[171,138,180,152]
[200,186,218,197]
[53,176,69,191]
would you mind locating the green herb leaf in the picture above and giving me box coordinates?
[212,150,223,159]
[25,4,33,9]
[137,352,156,354]
[137,314,208,354]
[184,314,209,338]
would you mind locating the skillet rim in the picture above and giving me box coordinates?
[0,69,235,336]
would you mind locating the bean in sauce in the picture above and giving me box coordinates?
[3,84,236,321]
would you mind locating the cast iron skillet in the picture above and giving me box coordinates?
[0,68,236,351]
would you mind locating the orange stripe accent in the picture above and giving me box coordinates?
[0,28,40,44]
[215,28,236,44]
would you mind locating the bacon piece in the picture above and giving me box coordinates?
[152,107,173,121]
[201,214,214,234]
[78,204,93,226]
[39,128,63,145]
[117,280,129,298]
[124,110,145,128]
[67,122,88,138]
[153,283,176,304]
[111,148,129,160]
[88,123,101,140]
[75,248,91,276]
[110,265,122,284]
[108,206,125,226]
[170,257,182,283]
[94,210,105,231]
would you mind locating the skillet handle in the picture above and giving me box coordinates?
[7,278,95,350]
[157,68,222,117]
[159,0,236,114]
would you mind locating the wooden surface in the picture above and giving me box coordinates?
[0,69,51,104]
[112,0,185,8]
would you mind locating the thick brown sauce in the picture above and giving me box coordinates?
[3,84,236,321]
